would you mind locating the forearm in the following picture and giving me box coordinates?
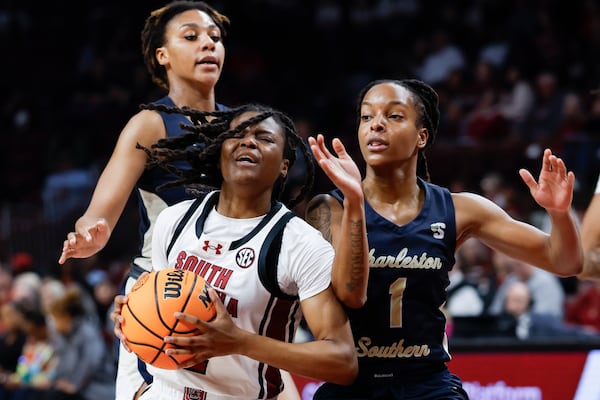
[547,209,583,276]
[331,198,369,308]
[238,330,357,385]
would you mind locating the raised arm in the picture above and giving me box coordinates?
[305,134,369,308]
[58,110,164,264]
[455,148,582,277]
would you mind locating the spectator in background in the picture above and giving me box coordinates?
[0,300,27,398]
[0,268,13,315]
[523,71,565,154]
[45,286,116,400]
[41,154,97,223]
[565,280,600,333]
[488,251,566,318]
[416,29,465,86]
[497,63,534,138]
[5,304,56,400]
[446,238,489,317]
[503,280,598,340]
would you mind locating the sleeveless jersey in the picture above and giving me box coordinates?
[333,177,456,385]
[149,191,333,399]
[133,97,228,274]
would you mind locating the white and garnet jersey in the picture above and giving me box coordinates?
[149,190,333,399]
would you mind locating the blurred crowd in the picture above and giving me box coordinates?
[1,2,600,394]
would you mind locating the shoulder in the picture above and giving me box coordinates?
[157,199,198,224]
[284,216,333,248]
[119,108,166,148]
[305,192,344,224]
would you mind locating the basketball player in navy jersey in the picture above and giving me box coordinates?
[57,3,235,399]
[111,103,358,400]
[306,79,583,399]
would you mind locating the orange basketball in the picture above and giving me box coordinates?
[121,268,216,369]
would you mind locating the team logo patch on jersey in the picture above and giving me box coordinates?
[202,240,223,255]
[183,387,206,400]
[236,247,255,268]
[430,222,446,239]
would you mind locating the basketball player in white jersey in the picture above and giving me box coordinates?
[112,103,365,400]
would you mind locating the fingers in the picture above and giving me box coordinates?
[518,168,536,190]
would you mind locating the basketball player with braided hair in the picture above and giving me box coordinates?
[112,103,358,400]
[305,78,583,399]
[57,2,236,399]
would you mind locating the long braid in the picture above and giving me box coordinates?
[137,103,314,208]
[399,79,440,183]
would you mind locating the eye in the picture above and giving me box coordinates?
[258,135,274,143]
[360,114,372,122]
[184,33,198,41]
[389,113,404,120]
[210,34,222,43]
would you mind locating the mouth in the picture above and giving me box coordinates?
[196,56,219,67]
[235,153,257,164]
[366,138,389,152]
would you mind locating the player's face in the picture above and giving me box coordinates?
[220,111,289,190]
[358,82,427,168]
[157,9,225,90]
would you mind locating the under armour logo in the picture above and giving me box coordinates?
[202,240,223,255]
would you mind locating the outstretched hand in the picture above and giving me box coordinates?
[309,134,363,203]
[518,148,575,213]
[58,218,111,264]
[164,287,245,369]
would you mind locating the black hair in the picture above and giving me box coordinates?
[141,1,230,90]
[356,78,440,182]
[137,103,315,209]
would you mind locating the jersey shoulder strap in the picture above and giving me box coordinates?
[166,195,205,257]
[258,210,296,300]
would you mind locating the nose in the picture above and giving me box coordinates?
[370,114,385,132]
[239,134,257,148]
[199,33,216,51]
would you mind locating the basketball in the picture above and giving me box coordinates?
[121,268,216,369]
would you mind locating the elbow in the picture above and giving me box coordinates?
[332,352,358,385]
[340,294,367,309]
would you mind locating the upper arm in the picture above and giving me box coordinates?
[300,287,353,343]
[81,110,165,229]
[454,192,548,264]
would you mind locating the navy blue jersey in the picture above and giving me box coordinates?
[332,177,456,385]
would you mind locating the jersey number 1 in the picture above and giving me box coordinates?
[389,278,407,328]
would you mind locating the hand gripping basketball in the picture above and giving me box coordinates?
[121,268,216,369]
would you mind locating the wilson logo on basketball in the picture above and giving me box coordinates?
[163,269,186,299]
[202,240,223,254]
[236,247,255,268]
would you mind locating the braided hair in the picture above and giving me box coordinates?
[141,1,230,91]
[356,79,440,182]
[137,103,315,209]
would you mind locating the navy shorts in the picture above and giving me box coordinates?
[313,369,470,400]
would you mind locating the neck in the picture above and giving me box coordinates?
[216,188,273,218]
[168,86,216,111]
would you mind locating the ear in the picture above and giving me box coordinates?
[280,159,290,179]
[156,47,168,66]
[418,128,428,148]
